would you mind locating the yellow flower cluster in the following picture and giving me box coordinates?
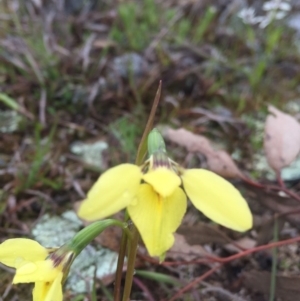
[78,148,252,257]
[0,238,72,301]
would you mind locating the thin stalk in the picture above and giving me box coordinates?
[136,80,162,165]
[122,225,139,301]
[269,217,278,301]
[117,82,162,301]
[114,230,128,301]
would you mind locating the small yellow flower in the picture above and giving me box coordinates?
[78,130,252,257]
[0,238,73,301]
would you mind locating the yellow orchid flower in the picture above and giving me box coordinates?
[0,238,73,301]
[78,129,252,257]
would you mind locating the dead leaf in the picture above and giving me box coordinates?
[246,186,300,229]
[206,149,243,178]
[224,237,256,253]
[167,233,210,261]
[165,128,212,153]
[256,216,285,246]
[264,105,300,171]
[244,270,300,301]
[178,223,230,245]
[164,127,243,178]
[178,223,253,255]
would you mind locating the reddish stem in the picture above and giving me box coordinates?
[133,277,156,301]
[163,236,300,300]
[167,265,221,301]
[242,175,300,203]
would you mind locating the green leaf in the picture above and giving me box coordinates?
[0,93,20,110]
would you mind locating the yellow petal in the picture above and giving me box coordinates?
[0,239,48,268]
[44,272,63,301]
[128,184,186,257]
[13,260,60,283]
[143,168,181,197]
[33,281,51,301]
[182,169,252,231]
[33,272,63,301]
[78,164,142,221]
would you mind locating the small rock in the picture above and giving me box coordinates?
[287,13,300,34]
[111,53,148,79]
[0,110,22,133]
[70,140,108,169]
[32,211,119,293]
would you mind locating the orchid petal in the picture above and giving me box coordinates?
[33,281,50,301]
[128,184,186,257]
[143,168,181,197]
[33,272,63,301]
[44,273,63,301]
[78,164,142,221]
[13,260,60,283]
[182,169,252,231]
[0,239,48,268]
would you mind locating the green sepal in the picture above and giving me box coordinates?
[67,219,130,255]
[147,128,166,156]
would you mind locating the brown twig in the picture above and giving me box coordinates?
[135,80,162,165]
[164,235,300,300]
[242,175,300,203]
[133,277,155,301]
[167,265,221,301]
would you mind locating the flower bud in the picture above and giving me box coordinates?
[147,128,166,156]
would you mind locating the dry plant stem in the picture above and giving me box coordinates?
[167,265,221,301]
[282,188,300,202]
[269,217,278,301]
[168,236,300,266]
[201,282,247,301]
[113,231,128,301]
[136,80,162,165]
[166,236,300,300]
[242,175,300,203]
[277,207,300,219]
[276,170,285,188]
[122,225,139,301]
[133,277,155,301]
[276,171,300,202]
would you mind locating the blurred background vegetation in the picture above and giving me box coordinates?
[1,0,300,300]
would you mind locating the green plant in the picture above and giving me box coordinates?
[244,23,284,89]
[110,0,160,51]
[110,115,142,161]
[192,6,217,43]
[16,124,57,192]
[175,18,192,44]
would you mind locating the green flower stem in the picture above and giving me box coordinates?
[113,230,128,301]
[115,82,162,301]
[122,224,139,301]
[67,219,131,255]
[114,210,132,301]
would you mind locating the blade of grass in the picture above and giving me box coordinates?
[0,93,20,110]
[99,279,114,301]
[136,270,180,285]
